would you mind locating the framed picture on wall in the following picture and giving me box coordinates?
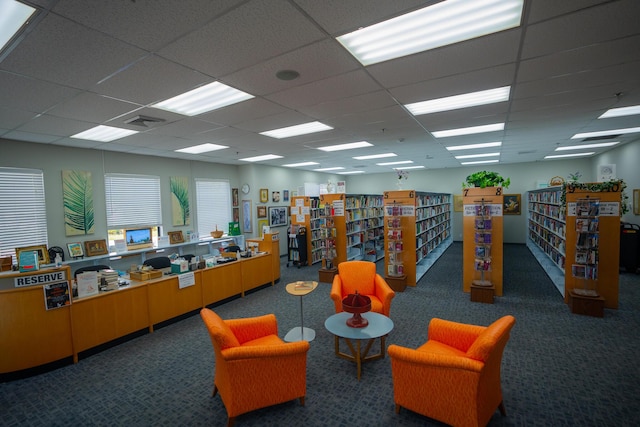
[503,194,521,215]
[268,206,288,227]
[84,239,108,256]
[257,205,267,218]
[16,244,50,265]
[259,188,268,203]
[232,188,239,207]
[283,190,289,202]
[242,199,253,233]
[168,231,184,244]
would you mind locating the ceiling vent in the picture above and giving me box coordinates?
[124,115,166,127]
[582,134,621,142]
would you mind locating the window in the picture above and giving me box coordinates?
[105,174,161,246]
[0,167,48,262]
[195,179,231,237]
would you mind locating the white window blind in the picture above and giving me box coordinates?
[195,179,231,235]
[105,174,162,228]
[0,167,48,261]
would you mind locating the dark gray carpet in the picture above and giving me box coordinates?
[2,243,639,426]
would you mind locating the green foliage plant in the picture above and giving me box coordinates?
[462,171,510,189]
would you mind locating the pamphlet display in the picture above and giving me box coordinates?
[571,198,600,297]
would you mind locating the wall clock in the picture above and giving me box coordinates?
[241,183,250,194]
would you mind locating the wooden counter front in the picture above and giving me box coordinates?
[201,261,242,305]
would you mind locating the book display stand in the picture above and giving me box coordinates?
[384,202,406,291]
[318,196,338,283]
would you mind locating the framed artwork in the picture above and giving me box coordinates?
[634,189,640,215]
[233,207,240,223]
[257,205,267,218]
[503,194,521,215]
[67,242,84,258]
[453,195,463,212]
[232,188,239,207]
[283,190,289,202]
[272,191,280,202]
[84,239,108,257]
[259,188,268,203]
[62,170,95,236]
[168,231,185,244]
[258,219,269,237]
[242,199,253,233]
[268,206,288,227]
[170,176,190,226]
[16,244,50,264]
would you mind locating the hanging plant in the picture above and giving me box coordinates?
[462,171,510,189]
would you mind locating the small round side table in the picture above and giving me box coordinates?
[284,281,318,342]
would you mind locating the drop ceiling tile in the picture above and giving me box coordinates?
[0,71,80,113]
[46,93,143,124]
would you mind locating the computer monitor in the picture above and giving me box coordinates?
[125,228,153,250]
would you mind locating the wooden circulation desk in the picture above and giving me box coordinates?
[0,252,278,376]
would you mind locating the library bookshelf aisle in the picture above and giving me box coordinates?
[317,195,338,283]
[463,188,503,297]
[345,194,384,263]
[384,190,453,287]
[290,196,322,266]
[0,241,280,378]
[527,183,621,310]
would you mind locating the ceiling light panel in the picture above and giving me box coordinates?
[555,142,619,151]
[71,125,138,142]
[571,127,640,139]
[393,165,425,170]
[433,123,504,138]
[338,170,366,175]
[314,167,345,172]
[337,0,524,66]
[352,153,397,160]
[175,143,228,154]
[239,154,283,162]
[317,141,373,152]
[446,141,502,151]
[0,0,37,53]
[260,121,333,139]
[407,87,510,116]
[460,159,500,165]
[282,162,319,167]
[598,105,640,119]
[544,152,595,159]
[377,160,414,166]
[152,82,254,116]
[454,152,500,159]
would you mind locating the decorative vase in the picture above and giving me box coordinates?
[342,291,371,328]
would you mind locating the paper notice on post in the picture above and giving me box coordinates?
[178,271,195,289]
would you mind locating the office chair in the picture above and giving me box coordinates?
[48,246,65,262]
[74,264,111,278]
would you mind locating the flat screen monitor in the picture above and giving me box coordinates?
[125,228,153,249]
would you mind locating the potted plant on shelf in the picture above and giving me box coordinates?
[463,171,510,189]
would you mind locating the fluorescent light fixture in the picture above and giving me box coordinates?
[544,152,595,159]
[571,127,640,139]
[314,167,345,172]
[260,121,333,139]
[337,0,524,66]
[317,141,373,152]
[555,142,619,151]
[352,153,397,160]
[152,82,254,116]
[0,0,37,53]
[460,159,500,165]
[282,162,319,167]
[377,160,414,166]
[406,87,510,116]
[599,105,640,119]
[446,141,502,151]
[239,154,283,162]
[71,125,138,142]
[175,143,228,154]
[433,123,504,138]
[338,170,366,175]
[393,165,425,170]
[454,152,500,159]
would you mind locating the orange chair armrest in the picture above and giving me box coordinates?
[330,275,344,311]
[428,318,486,352]
[388,344,483,373]
[221,340,310,361]
[226,314,278,344]
[374,274,395,301]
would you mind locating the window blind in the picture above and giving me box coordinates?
[0,167,48,261]
[105,174,162,228]
[195,179,231,235]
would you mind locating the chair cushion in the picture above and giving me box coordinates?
[338,261,376,295]
[418,340,468,358]
[242,334,285,347]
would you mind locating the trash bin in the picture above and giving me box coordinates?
[620,222,639,273]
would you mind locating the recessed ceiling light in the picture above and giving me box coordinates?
[239,154,283,162]
[454,152,500,159]
[598,105,640,119]
[317,141,373,152]
[71,125,138,142]
[571,127,640,139]
[353,153,397,160]
[555,142,619,151]
[152,81,254,116]
[544,152,595,159]
[282,162,319,167]
[406,87,510,116]
[446,141,502,151]
[393,165,425,170]
[433,123,504,138]
[175,143,229,154]
[314,167,345,172]
[460,159,500,165]
[260,121,333,139]
[337,0,524,66]
[0,0,37,54]
[377,160,414,166]
[338,170,366,175]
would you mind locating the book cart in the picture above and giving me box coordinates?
[286,224,307,268]
[463,187,503,301]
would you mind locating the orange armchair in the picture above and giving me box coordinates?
[200,308,310,427]
[330,260,395,316]
[388,315,516,427]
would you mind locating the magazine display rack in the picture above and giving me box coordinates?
[572,197,600,297]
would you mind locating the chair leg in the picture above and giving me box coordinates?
[212,385,218,397]
[226,416,235,427]
[299,396,305,406]
[395,403,401,414]
[498,401,507,416]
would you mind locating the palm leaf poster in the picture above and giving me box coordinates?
[170,176,190,226]
[63,170,95,236]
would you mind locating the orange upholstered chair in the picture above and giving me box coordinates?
[330,260,395,316]
[388,315,516,427]
[200,308,310,427]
